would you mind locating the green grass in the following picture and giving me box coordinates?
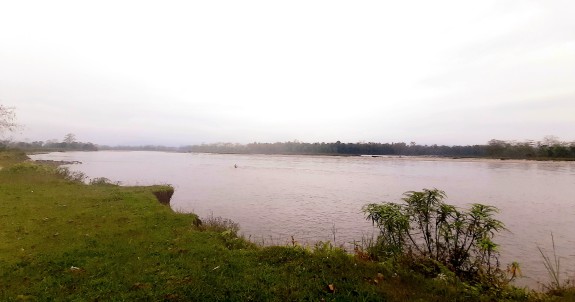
[0,150,572,301]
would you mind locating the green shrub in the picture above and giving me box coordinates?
[538,234,575,296]
[198,214,240,237]
[55,166,87,183]
[89,177,119,186]
[6,162,88,184]
[6,162,53,173]
[363,189,506,284]
[0,150,28,162]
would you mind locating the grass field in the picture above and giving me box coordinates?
[1,150,573,301]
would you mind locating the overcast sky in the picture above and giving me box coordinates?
[1,1,574,146]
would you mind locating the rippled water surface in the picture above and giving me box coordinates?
[30,151,575,287]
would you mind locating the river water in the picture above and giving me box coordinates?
[30,151,575,288]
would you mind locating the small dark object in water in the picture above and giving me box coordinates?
[234,164,238,168]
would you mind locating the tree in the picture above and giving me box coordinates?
[0,105,18,137]
[63,133,77,144]
[542,135,561,146]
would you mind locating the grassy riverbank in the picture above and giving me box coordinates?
[0,150,572,301]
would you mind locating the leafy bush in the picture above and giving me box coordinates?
[6,162,87,184]
[6,162,53,173]
[89,177,119,186]
[198,214,240,237]
[55,166,87,183]
[196,215,254,250]
[0,150,28,161]
[363,189,505,283]
[538,234,575,296]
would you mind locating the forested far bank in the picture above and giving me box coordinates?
[1,140,97,152]
[1,132,97,152]
[4,136,575,160]
[181,137,575,160]
[182,141,486,157]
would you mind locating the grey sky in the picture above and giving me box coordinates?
[1,1,574,146]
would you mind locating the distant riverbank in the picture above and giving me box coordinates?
[8,136,574,161]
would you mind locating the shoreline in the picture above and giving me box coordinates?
[2,150,573,300]
[26,148,575,162]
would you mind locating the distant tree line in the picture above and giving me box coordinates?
[98,145,179,152]
[182,137,575,160]
[1,133,97,151]
[486,136,575,159]
[4,132,574,160]
[2,140,98,151]
[182,141,485,157]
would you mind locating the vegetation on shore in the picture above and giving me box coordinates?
[1,150,574,301]
[2,133,97,152]
[364,189,507,284]
[183,137,575,160]
[5,135,575,161]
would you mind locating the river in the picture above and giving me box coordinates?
[30,151,575,288]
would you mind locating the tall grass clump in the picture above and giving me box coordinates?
[0,149,28,164]
[538,233,575,296]
[6,162,87,183]
[89,177,119,186]
[6,162,53,173]
[55,166,87,183]
[198,214,240,236]
[196,214,254,250]
[363,189,508,286]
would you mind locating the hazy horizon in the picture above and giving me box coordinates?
[1,1,574,146]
